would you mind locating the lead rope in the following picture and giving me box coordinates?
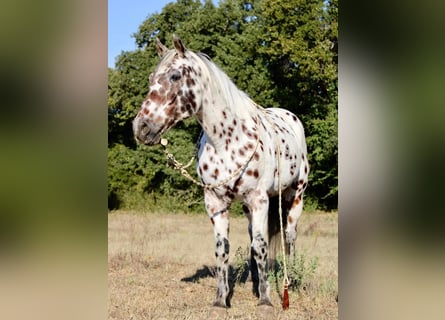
[160,135,205,188]
[260,108,290,310]
[160,117,260,191]
[276,139,290,310]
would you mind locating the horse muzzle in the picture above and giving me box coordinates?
[133,118,162,146]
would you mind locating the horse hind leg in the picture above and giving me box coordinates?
[285,154,309,258]
[284,186,305,259]
[244,204,261,298]
[283,151,309,259]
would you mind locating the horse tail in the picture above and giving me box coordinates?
[267,195,289,266]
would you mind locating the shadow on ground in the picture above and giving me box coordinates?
[181,264,250,284]
[181,264,252,307]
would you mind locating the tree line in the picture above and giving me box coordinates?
[108,0,337,212]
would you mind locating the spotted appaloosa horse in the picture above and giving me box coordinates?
[133,36,309,316]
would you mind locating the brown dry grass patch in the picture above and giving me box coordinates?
[108,211,337,319]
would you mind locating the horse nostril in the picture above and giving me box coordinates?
[138,119,151,136]
[134,118,149,143]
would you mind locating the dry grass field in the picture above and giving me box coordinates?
[108,210,337,319]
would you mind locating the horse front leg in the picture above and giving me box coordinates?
[245,190,274,310]
[205,191,231,316]
[212,213,230,308]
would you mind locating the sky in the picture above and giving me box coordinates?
[108,0,174,68]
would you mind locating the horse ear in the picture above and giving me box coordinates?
[155,38,168,57]
[173,34,186,57]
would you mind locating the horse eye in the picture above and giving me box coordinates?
[170,71,182,82]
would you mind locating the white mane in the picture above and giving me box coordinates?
[193,52,259,120]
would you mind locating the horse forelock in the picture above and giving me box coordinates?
[154,49,177,73]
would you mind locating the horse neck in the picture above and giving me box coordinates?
[196,62,258,153]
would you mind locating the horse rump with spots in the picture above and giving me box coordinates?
[133,36,309,315]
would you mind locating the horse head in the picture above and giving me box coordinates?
[133,35,203,145]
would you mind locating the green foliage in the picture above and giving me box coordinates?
[268,252,319,292]
[108,120,204,211]
[108,0,338,211]
[258,0,338,209]
[233,246,251,285]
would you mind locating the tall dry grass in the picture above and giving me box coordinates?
[108,211,337,319]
